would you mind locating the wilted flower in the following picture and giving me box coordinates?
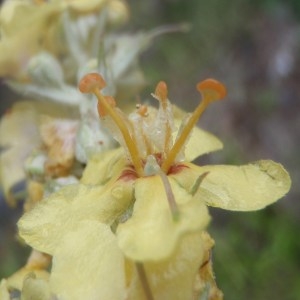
[17,74,291,299]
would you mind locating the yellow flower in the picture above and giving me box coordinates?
[0,0,128,80]
[17,74,291,299]
[0,1,61,80]
[78,73,290,257]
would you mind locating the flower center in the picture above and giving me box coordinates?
[79,73,226,177]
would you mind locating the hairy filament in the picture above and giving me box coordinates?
[93,89,144,176]
[79,73,144,176]
[161,79,226,173]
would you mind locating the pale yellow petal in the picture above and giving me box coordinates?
[80,148,125,185]
[117,176,210,261]
[0,103,41,205]
[50,220,126,300]
[184,126,223,161]
[177,160,291,211]
[0,280,10,300]
[21,273,51,300]
[63,0,106,13]
[18,181,133,254]
[128,231,205,300]
[0,3,61,79]
[6,268,49,291]
[172,119,223,162]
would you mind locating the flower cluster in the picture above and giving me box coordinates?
[0,1,292,299]
[0,0,161,207]
[14,73,291,299]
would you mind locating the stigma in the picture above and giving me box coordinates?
[79,73,226,177]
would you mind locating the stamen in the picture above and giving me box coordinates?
[136,105,152,155]
[161,79,226,173]
[154,81,168,108]
[79,73,144,176]
[78,73,106,93]
[97,96,116,117]
[153,81,172,156]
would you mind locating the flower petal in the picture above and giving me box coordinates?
[0,280,10,300]
[117,176,210,261]
[6,268,49,292]
[176,160,291,211]
[21,273,51,300]
[50,220,126,300]
[80,148,125,185]
[0,102,42,205]
[128,231,205,300]
[18,181,133,254]
[184,126,223,161]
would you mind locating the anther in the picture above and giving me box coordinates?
[196,78,227,102]
[78,73,106,93]
[154,81,168,107]
[137,105,148,117]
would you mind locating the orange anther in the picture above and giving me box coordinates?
[79,73,106,94]
[196,79,227,100]
[155,81,168,102]
[137,105,148,117]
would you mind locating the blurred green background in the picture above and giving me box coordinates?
[1,0,300,299]
[130,0,300,299]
